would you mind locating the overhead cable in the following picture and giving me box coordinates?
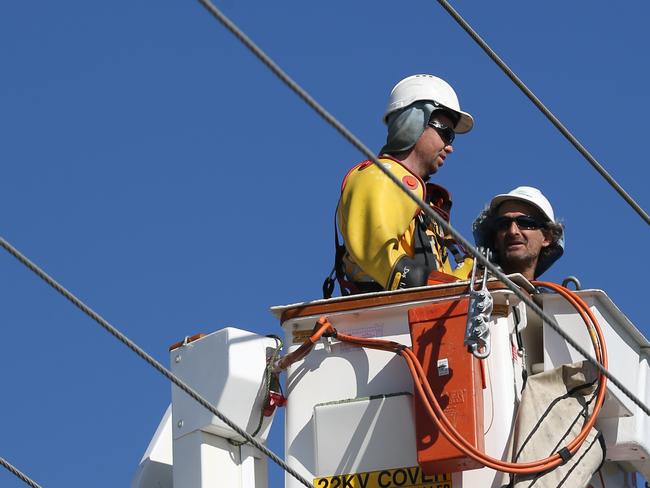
[195,0,650,417]
[433,0,649,225]
[0,238,313,488]
[1,457,43,488]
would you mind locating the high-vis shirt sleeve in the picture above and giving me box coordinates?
[338,160,424,289]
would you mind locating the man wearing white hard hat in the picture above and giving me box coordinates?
[473,186,565,280]
[324,74,474,296]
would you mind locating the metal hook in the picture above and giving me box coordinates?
[465,248,493,359]
[562,276,582,290]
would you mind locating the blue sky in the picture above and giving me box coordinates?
[1,1,649,487]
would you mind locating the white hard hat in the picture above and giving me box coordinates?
[489,186,555,222]
[383,74,474,133]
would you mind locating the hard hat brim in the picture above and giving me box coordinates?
[453,110,474,134]
[489,193,553,222]
[383,102,474,134]
[428,103,474,134]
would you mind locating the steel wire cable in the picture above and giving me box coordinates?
[195,0,650,417]
[0,3,645,486]
[1,457,43,488]
[1,4,648,485]
[432,0,649,225]
[0,238,313,488]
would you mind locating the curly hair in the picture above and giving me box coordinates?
[539,220,563,262]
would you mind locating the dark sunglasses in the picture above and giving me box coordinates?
[493,215,547,231]
[427,119,455,146]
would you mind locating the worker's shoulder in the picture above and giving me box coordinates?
[341,157,424,195]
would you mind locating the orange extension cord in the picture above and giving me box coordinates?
[275,282,608,475]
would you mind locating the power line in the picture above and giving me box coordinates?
[432,0,650,226]
[195,0,650,417]
[1,457,43,488]
[0,238,313,488]
[1,4,648,486]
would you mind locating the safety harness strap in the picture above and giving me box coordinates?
[323,204,360,298]
[324,174,468,297]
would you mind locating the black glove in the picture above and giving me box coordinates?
[391,255,431,289]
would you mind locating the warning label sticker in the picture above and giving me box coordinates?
[313,466,451,488]
[292,329,314,344]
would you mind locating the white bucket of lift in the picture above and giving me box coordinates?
[170,327,278,442]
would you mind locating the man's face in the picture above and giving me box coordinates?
[412,112,455,179]
[493,200,551,278]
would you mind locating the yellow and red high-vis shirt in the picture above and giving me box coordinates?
[338,156,472,290]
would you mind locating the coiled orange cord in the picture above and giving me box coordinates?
[275,283,607,474]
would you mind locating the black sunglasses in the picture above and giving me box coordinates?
[492,215,547,231]
[427,119,455,146]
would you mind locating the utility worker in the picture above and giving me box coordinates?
[474,189,606,488]
[325,74,474,297]
[472,186,564,280]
